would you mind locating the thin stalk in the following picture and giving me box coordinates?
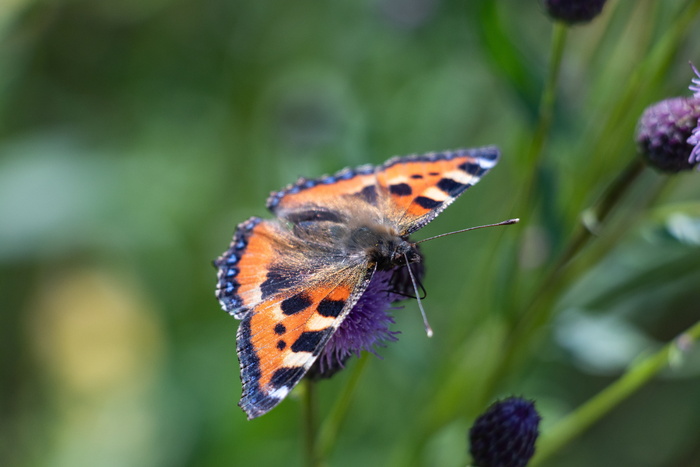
[569,173,673,278]
[507,21,567,313]
[555,157,646,270]
[531,319,700,465]
[317,353,371,459]
[303,379,321,467]
[481,157,647,404]
[516,22,568,219]
[525,22,567,168]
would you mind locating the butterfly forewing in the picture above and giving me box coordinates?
[267,165,379,216]
[376,147,499,234]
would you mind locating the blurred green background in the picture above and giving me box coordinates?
[2,1,700,466]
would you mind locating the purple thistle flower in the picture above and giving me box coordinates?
[636,96,700,173]
[543,0,607,25]
[690,63,700,97]
[469,397,541,467]
[308,262,424,379]
[687,63,700,165]
[689,125,700,165]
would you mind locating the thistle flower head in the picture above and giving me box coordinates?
[469,397,541,467]
[308,262,424,378]
[688,63,700,165]
[543,0,607,25]
[636,96,700,173]
[690,63,700,97]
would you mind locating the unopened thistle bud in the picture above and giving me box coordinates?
[543,0,607,25]
[636,97,700,173]
[469,397,541,467]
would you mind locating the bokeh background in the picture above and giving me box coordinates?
[2,1,700,466]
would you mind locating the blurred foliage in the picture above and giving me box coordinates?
[1,1,700,466]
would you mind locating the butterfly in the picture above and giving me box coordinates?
[215,147,500,419]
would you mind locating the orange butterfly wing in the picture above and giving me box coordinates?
[216,218,372,418]
[374,147,500,235]
[266,147,499,235]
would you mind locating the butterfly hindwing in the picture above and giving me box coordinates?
[215,218,307,319]
[376,147,500,234]
[217,214,374,418]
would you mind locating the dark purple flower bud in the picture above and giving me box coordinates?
[469,397,541,467]
[543,0,607,25]
[308,258,424,379]
[636,96,700,173]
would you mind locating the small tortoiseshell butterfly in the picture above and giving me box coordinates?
[215,147,499,419]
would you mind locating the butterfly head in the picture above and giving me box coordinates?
[348,224,420,270]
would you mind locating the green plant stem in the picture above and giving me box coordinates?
[303,379,321,467]
[517,22,568,218]
[506,21,567,312]
[317,353,371,459]
[482,157,647,405]
[555,157,646,270]
[569,172,673,278]
[531,319,700,466]
[526,22,567,168]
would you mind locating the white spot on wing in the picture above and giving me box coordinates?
[422,186,451,202]
[269,386,290,399]
[478,158,497,169]
[283,351,313,367]
[444,170,478,185]
[386,175,410,185]
[306,314,336,331]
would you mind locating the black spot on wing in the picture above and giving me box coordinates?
[270,367,305,388]
[285,209,344,224]
[281,293,313,315]
[437,177,468,196]
[261,270,298,300]
[410,174,423,179]
[277,340,286,350]
[291,330,329,354]
[317,298,345,317]
[459,161,487,177]
[274,323,286,335]
[414,196,442,210]
[353,185,378,204]
[389,183,413,196]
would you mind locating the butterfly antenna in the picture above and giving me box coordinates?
[404,253,433,338]
[416,218,519,244]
